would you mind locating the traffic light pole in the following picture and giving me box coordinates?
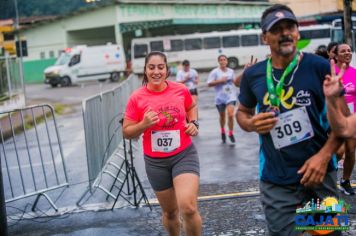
[13,0,26,105]
[0,159,8,236]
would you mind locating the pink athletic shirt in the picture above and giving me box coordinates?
[125,80,193,158]
[336,65,356,113]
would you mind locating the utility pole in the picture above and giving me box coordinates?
[343,0,353,47]
[13,0,26,104]
[0,159,8,236]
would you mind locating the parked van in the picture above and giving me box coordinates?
[44,44,126,87]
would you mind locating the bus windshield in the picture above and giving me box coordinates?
[330,17,356,49]
[55,52,72,66]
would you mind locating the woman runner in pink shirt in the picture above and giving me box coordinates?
[123,51,201,236]
[334,43,356,195]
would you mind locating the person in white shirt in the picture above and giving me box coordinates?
[176,60,200,105]
[207,55,237,144]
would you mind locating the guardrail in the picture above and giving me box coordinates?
[81,74,141,191]
[0,104,69,211]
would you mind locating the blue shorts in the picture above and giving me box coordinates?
[216,101,236,113]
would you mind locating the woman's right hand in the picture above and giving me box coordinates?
[142,108,160,128]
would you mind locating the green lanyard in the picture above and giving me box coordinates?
[266,53,299,107]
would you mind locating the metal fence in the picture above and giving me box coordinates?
[0,55,23,99]
[0,104,69,211]
[82,74,141,191]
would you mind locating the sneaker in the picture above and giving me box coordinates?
[340,179,355,195]
[228,134,235,143]
[221,133,226,143]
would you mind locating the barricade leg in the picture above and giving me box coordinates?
[0,160,8,236]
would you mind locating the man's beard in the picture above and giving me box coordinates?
[278,35,295,56]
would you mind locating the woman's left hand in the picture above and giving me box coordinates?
[185,123,198,136]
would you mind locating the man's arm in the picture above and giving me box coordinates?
[298,132,343,187]
[234,73,243,87]
[234,56,257,87]
[326,96,356,138]
[323,59,356,137]
[236,104,278,134]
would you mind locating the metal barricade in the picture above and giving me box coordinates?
[0,104,69,211]
[0,55,23,99]
[82,74,140,191]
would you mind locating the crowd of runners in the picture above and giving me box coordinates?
[122,3,356,236]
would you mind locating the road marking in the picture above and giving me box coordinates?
[148,184,356,205]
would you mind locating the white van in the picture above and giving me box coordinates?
[44,44,126,87]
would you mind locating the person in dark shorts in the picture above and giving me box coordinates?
[176,59,200,105]
[237,4,343,235]
[207,55,237,144]
[123,51,201,236]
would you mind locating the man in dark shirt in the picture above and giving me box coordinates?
[237,4,343,235]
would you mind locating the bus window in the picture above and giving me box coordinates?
[150,41,164,52]
[203,37,221,49]
[299,30,310,39]
[313,29,330,38]
[331,29,343,43]
[134,44,148,58]
[241,34,259,46]
[222,36,240,48]
[300,29,330,39]
[184,38,202,51]
[170,39,184,51]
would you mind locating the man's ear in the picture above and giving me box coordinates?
[262,33,268,45]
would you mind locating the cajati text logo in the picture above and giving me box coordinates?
[294,197,350,235]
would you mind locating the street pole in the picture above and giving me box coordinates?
[13,0,26,105]
[343,0,353,47]
[0,159,8,236]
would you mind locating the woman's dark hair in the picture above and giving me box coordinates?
[334,43,352,56]
[142,51,170,85]
[327,41,338,54]
[218,54,228,61]
[182,60,190,66]
[315,45,328,59]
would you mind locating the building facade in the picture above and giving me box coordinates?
[21,0,270,82]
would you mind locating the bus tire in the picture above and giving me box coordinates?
[51,83,58,88]
[60,76,71,87]
[110,72,121,82]
[228,57,239,69]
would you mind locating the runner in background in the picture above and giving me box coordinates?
[123,51,202,236]
[207,55,237,144]
[333,43,356,195]
[327,41,338,62]
[176,59,200,106]
[314,44,328,59]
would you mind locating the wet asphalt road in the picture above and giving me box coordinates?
[6,73,356,235]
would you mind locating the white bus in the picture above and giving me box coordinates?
[330,17,356,49]
[131,25,331,73]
